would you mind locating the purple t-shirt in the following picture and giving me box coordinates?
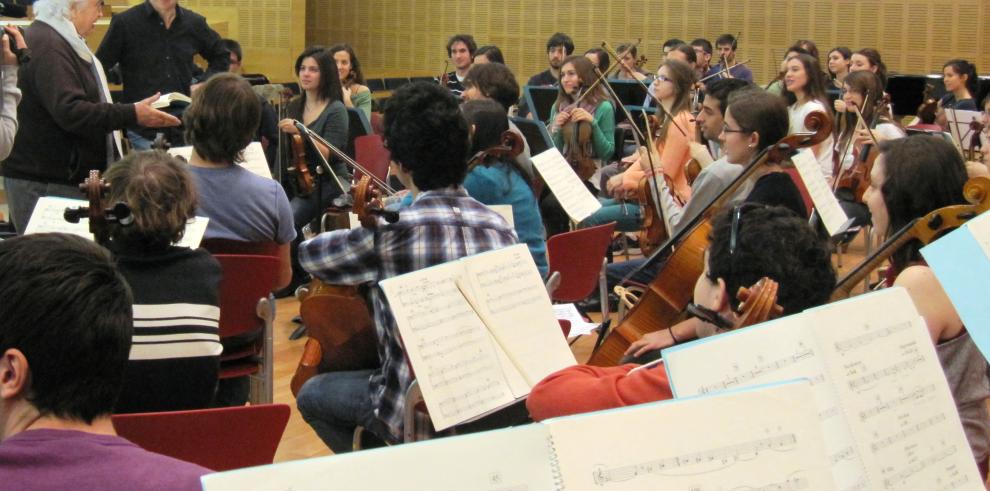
[188,164,297,244]
[0,429,210,491]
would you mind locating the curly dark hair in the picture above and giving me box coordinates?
[446,34,477,57]
[384,82,470,190]
[464,62,519,112]
[184,73,261,164]
[877,135,968,270]
[105,151,198,250]
[475,45,505,64]
[707,204,835,314]
[546,32,574,55]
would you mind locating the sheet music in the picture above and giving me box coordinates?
[552,303,600,338]
[922,210,990,364]
[531,148,602,223]
[170,141,272,179]
[945,109,981,152]
[790,148,852,236]
[380,260,517,431]
[458,245,575,391]
[664,288,983,490]
[547,381,834,491]
[24,196,209,249]
[200,423,557,491]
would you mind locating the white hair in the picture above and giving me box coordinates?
[33,0,88,21]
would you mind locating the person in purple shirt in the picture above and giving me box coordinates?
[0,234,210,490]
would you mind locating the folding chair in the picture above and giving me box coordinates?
[112,404,290,471]
[213,254,280,404]
[346,108,373,158]
[545,222,617,322]
[353,134,391,184]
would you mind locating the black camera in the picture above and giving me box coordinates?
[1,25,29,65]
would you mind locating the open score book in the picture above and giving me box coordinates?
[379,243,577,431]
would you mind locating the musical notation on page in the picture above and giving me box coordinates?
[531,148,602,223]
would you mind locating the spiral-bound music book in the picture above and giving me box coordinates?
[663,287,983,490]
[201,380,833,490]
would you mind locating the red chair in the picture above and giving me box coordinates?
[545,222,616,321]
[112,404,290,471]
[353,134,391,184]
[214,254,280,404]
[784,168,814,219]
[201,239,279,257]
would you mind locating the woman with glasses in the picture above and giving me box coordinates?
[526,203,835,421]
[782,53,835,185]
[579,59,696,231]
[862,135,990,478]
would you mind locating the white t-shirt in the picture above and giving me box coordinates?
[789,100,835,184]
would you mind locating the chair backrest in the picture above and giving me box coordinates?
[214,254,280,339]
[201,239,279,257]
[346,108,373,158]
[112,404,290,471]
[353,134,391,184]
[784,168,814,219]
[545,222,616,302]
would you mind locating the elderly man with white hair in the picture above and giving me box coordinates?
[1,0,180,233]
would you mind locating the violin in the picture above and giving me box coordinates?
[834,94,890,202]
[916,83,939,125]
[468,131,525,168]
[290,176,398,397]
[587,111,832,366]
[559,88,599,181]
[288,134,315,197]
[636,113,682,257]
[438,60,451,87]
[832,176,990,301]
[967,120,985,161]
[63,170,132,247]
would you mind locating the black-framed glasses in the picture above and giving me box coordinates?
[721,123,752,135]
[729,202,769,257]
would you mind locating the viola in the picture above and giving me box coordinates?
[63,170,132,247]
[287,134,315,197]
[636,113,681,257]
[290,176,397,397]
[831,176,990,301]
[559,89,599,182]
[587,111,832,366]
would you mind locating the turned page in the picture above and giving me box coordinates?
[531,148,602,223]
[547,381,834,491]
[458,244,576,390]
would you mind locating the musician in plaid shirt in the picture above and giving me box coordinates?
[296,82,518,452]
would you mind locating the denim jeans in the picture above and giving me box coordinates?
[4,176,85,233]
[295,369,378,453]
[579,198,642,232]
[127,129,154,151]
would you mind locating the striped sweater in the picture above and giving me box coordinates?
[111,244,222,414]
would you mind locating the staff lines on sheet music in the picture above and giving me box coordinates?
[407,301,480,331]
[870,413,947,453]
[418,329,483,361]
[437,380,507,417]
[829,445,857,465]
[833,321,913,354]
[428,358,499,389]
[590,434,797,486]
[936,475,972,491]
[729,475,809,491]
[698,349,815,395]
[858,384,937,421]
[882,445,958,488]
[847,355,926,391]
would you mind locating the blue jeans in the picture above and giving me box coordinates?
[579,198,642,232]
[127,129,154,151]
[296,369,378,453]
[4,176,85,233]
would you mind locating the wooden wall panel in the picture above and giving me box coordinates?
[305,0,990,86]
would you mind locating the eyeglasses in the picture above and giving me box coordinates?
[729,203,768,257]
[721,123,751,135]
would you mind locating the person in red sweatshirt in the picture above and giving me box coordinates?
[527,204,835,421]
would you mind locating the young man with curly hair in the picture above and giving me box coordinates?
[295,82,518,453]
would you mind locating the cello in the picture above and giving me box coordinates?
[63,170,133,247]
[831,176,990,301]
[290,175,396,396]
[587,111,832,366]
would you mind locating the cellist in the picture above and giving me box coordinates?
[862,135,990,479]
[295,82,518,453]
[526,204,835,421]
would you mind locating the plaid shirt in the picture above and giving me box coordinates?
[299,187,517,442]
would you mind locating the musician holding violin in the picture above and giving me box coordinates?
[295,82,518,453]
[329,43,372,120]
[610,42,648,82]
[526,204,835,421]
[542,55,615,235]
[862,135,990,478]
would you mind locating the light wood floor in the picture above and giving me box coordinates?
[269,231,875,463]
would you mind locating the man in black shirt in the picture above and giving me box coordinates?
[440,33,475,97]
[526,32,573,87]
[96,0,229,150]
